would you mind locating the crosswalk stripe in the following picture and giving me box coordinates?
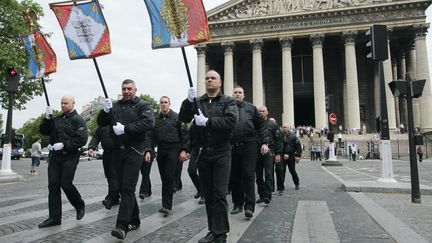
[0,194,44,204]
[85,198,203,243]
[0,198,48,214]
[0,196,160,243]
[0,196,105,225]
[291,200,340,243]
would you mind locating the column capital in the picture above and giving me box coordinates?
[342,30,357,44]
[279,36,294,49]
[413,24,429,38]
[221,41,235,54]
[194,43,207,55]
[250,39,264,51]
[310,33,325,47]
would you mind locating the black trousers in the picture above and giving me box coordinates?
[114,147,143,230]
[102,151,119,202]
[156,143,179,210]
[198,145,231,235]
[174,159,183,190]
[139,159,152,196]
[275,157,299,191]
[230,141,257,211]
[187,147,201,194]
[256,152,274,200]
[48,154,84,221]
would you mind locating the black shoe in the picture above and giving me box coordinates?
[111,228,126,240]
[245,209,253,219]
[127,224,140,232]
[38,218,61,228]
[198,196,206,204]
[256,198,265,204]
[76,205,85,220]
[102,199,112,210]
[230,205,243,214]
[194,192,200,199]
[295,185,300,190]
[263,198,271,204]
[278,190,284,195]
[158,207,171,216]
[198,232,216,243]
[139,193,145,199]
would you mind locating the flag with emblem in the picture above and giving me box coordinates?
[50,0,111,59]
[22,31,57,78]
[144,0,210,49]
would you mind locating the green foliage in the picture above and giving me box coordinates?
[0,0,47,110]
[139,94,160,114]
[0,114,3,134]
[17,110,61,149]
[88,109,101,136]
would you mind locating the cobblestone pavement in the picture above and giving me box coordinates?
[0,156,430,242]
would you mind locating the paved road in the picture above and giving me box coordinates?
[0,157,430,242]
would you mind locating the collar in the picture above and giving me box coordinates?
[200,92,222,102]
[159,109,172,118]
[120,96,140,104]
[62,110,77,118]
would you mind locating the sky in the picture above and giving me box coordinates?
[1,0,432,131]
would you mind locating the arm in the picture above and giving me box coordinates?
[178,121,190,153]
[39,118,54,136]
[88,127,102,150]
[97,109,111,127]
[179,99,196,123]
[124,102,155,134]
[144,130,154,153]
[254,108,270,145]
[63,116,88,151]
[207,98,238,131]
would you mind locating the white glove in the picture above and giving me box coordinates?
[103,98,112,113]
[46,106,53,119]
[187,88,196,102]
[113,122,125,135]
[194,109,208,127]
[53,142,64,151]
[47,144,53,151]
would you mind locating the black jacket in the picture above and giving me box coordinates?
[88,126,113,152]
[231,101,269,144]
[282,131,302,157]
[265,119,283,154]
[39,110,88,156]
[179,92,238,149]
[145,109,189,152]
[97,96,155,148]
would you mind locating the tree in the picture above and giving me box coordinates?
[17,110,61,149]
[87,109,101,136]
[139,94,160,114]
[0,0,48,110]
[0,114,3,134]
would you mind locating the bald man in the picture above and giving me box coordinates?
[39,95,88,228]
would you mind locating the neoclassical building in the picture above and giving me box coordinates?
[194,0,432,133]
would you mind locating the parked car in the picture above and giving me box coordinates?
[41,147,50,160]
[95,144,104,159]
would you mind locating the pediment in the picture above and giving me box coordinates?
[208,0,391,21]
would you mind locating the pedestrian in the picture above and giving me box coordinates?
[276,123,302,193]
[179,70,238,243]
[348,145,352,161]
[256,106,282,205]
[417,146,424,162]
[98,79,155,240]
[351,144,357,161]
[88,125,119,209]
[145,96,189,216]
[30,138,42,175]
[38,95,87,228]
[188,125,205,204]
[229,87,270,219]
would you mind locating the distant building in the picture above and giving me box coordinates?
[81,96,106,122]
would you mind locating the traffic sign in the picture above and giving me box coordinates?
[329,113,337,125]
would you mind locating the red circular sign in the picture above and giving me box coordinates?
[329,113,337,125]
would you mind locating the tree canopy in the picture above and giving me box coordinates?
[0,0,48,110]
[17,110,61,149]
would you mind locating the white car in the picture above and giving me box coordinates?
[41,147,50,160]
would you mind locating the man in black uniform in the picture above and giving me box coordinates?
[179,70,238,243]
[230,86,269,219]
[256,106,283,203]
[88,125,119,209]
[38,95,87,228]
[98,79,154,240]
[276,123,302,193]
[145,96,189,216]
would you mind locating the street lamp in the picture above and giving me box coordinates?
[388,74,426,203]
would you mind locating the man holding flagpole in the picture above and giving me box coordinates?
[98,79,154,240]
[179,70,238,243]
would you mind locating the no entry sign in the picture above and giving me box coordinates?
[329,113,337,125]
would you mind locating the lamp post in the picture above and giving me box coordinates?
[389,74,426,203]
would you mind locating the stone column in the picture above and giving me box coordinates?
[342,31,361,130]
[392,58,400,129]
[279,36,295,126]
[250,39,264,107]
[383,39,397,131]
[310,33,326,129]
[399,51,408,127]
[407,46,421,128]
[414,25,432,131]
[222,41,235,96]
[195,44,207,96]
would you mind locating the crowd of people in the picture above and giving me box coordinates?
[36,71,304,242]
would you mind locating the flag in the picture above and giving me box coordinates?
[144,0,210,49]
[22,31,57,78]
[50,1,111,59]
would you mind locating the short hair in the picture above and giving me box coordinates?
[234,85,244,90]
[160,96,170,103]
[122,79,135,85]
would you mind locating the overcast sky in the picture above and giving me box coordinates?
[1,1,431,131]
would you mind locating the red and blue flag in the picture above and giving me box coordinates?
[22,31,57,78]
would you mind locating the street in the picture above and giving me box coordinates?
[0,157,431,242]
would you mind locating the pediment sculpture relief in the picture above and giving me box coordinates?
[219,0,390,20]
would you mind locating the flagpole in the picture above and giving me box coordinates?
[41,78,51,106]
[181,47,194,88]
[92,58,109,98]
